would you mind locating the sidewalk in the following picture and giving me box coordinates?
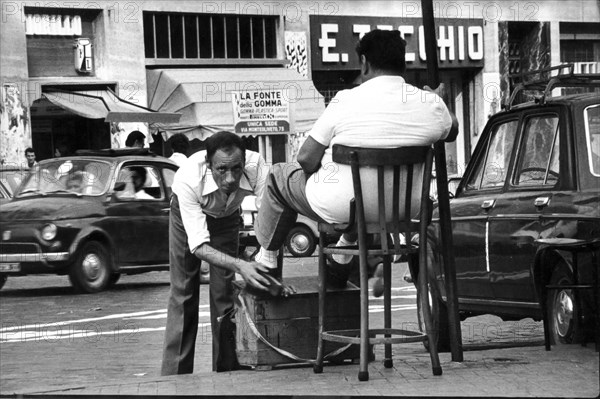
[16,342,599,397]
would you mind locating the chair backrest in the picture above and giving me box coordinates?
[332,144,434,253]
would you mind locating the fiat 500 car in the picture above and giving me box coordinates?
[0,149,178,293]
[414,73,600,350]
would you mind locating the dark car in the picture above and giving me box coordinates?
[0,148,178,293]
[414,71,600,350]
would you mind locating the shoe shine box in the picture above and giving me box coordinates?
[234,275,364,368]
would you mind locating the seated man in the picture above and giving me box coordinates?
[116,166,154,199]
[253,30,458,285]
[129,166,154,199]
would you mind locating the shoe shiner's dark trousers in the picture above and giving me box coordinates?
[255,163,325,250]
[161,194,241,374]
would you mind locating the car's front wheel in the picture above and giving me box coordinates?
[0,274,6,290]
[547,266,581,345]
[285,225,316,257]
[69,241,111,294]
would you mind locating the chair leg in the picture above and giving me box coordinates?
[541,266,552,351]
[314,235,326,374]
[358,234,370,381]
[593,250,599,352]
[419,242,442,376]
[571,252,586,347]
[275,247,284,279]
[383,255,393,368]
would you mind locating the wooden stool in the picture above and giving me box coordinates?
[313,144,441,381]
[535,238,600,352]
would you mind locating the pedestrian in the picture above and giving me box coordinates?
[54,142,70,157]
[161,131,281,375]
[125,130,145,148]
[24,147,38,171]
[252,29,458,292]
[168,133,190,167]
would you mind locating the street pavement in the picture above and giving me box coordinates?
[12,342,599,397]
[2,259,599,397]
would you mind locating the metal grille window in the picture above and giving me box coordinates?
[143,12,278,60]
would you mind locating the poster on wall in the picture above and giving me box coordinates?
[1,84,29,165]
[231,90,290,135]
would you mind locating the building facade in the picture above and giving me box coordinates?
[1,0,599,174]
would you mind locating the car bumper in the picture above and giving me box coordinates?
[0,252,70,263]
[0,252,70,274]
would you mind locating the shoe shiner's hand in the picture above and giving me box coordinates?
[280,281,297,298]
[239,261,271,291]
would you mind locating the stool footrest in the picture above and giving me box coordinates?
[322,246,418,256]
[322,328,428,345]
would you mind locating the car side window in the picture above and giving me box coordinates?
[116,165,163,200]
[465,120,519,191]
[585,104,600,177]
[513,114,560,187]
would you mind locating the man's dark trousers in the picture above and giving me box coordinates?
[161,194,240,375]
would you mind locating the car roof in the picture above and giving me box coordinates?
[496,92,599,114]
[39,149,176,165]
[75,148,158,157]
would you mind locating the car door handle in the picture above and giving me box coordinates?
[481,199,496,210]
[534,196,550,209]
[161,207,170,213]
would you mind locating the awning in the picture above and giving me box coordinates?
[42,88,181,124]
[146,68,326,140]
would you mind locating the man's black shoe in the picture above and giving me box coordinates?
[325,255,351,288]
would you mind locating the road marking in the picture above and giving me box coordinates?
[370,295,416,300]
[1,287,417,343]
[0,305,210,332]
[369,304,417,312]
[1,324,213,343]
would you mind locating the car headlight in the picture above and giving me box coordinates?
[41,224,57,241]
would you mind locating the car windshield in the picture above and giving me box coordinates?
[0,168,28,197]
[15,159,112,197]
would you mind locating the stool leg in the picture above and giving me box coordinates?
[419,237,442,375]
[275,247,284,279]
[358,234,370,382]
[383,254,393,368]
[314,235,326,374]
[593,249,599,352]
[572,252,585,347]
[541,265,551,351]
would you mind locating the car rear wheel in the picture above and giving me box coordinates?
[69,241,111,294]
[547,266,580,345]
[285,225,316,257]
[417,277,451,353]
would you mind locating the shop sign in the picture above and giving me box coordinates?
[310,15,484,71]
[25,14,83,36]
[231,90,290,135]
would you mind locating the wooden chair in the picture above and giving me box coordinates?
[313,144,441,381]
